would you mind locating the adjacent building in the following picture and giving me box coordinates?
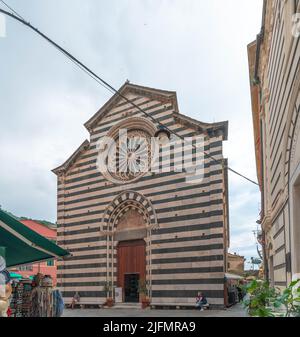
[53,82,229,307]
[248,0,300,287]
[10,220,58,284]
[227,253,245,276]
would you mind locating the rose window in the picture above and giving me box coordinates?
[106,129,152,183]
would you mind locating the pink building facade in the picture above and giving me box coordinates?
[10,220,57,285]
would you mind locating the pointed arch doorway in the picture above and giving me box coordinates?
[117,240,146,303]
[102,190,158,304]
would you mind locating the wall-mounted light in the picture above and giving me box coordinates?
[155,126,171,145]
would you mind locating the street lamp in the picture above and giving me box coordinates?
[155,126,171,145]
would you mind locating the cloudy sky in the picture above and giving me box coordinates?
[0,0,263,267]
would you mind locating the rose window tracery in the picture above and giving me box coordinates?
[106,129,152,183]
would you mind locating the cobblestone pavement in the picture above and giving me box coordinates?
[63,304,248,317]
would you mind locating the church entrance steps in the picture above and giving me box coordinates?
[107,303,142,310]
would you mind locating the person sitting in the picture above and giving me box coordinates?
[70,291,80,309]
[195,292,208,311]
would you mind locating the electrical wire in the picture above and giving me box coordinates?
[0,2,116,95]
[0,0,24,20]
[0,3,259,186]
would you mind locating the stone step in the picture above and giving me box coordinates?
[110,303,142,309]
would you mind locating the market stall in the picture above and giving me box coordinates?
[0,209,69,268]
[224,273,244,307]
[8,274,64,317]
[0,209,69,317]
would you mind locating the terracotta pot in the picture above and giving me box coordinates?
[141,298,150,309]
[106,298,114,307]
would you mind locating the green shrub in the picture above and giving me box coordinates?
[243,279,300,317]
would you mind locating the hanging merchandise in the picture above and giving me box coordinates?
[9,274,64,317]
[9,279,33,317]
[21,280,33,317]
[9,282,18,317]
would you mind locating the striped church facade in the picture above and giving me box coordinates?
[248,0,300,288]
[53,83,229,308]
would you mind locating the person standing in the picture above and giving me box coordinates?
[237,285,243,302]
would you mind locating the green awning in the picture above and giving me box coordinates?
[0,209,69,268]
[9,272,23,279]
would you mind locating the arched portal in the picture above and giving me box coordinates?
[101,191,158,302]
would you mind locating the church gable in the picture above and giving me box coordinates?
[53,82,228,180]
[85,82,178,134]
[87,84,228,155]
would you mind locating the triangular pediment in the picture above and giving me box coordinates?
[84,81,179,132]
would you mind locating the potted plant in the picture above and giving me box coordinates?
[138,279,150,309]
[103,282,114,307]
